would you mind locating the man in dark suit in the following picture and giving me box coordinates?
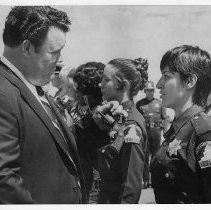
[0,6,86,204]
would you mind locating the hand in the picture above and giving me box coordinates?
[95,101,128,118]
[92,101,128,131]
[92,105,112,131]
[61,95,70,103]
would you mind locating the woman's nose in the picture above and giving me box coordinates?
[156,78,162,89]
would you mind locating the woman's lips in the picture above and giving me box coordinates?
[160,93,165,98]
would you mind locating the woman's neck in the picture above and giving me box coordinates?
[174,96,193,119]
[117,92,130,104]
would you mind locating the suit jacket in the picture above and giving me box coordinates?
[0,61,86,204]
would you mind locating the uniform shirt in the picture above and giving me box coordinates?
[136,97,166,129]
[97,100,147,204]
[150,105,211,203]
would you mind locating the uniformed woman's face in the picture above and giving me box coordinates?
[156,66,189,111]
[100,64,120,102]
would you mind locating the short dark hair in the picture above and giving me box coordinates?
[73,62,105,104]
[3,6,71,51]
[108,58,148,99]
[160,45,211,107]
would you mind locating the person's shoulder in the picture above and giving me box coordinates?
[128,105,144,120]
[0,64,22,96]
[193,112,211,124]
[191,112,211,136]
[126,105,146,133]
[0,72,19,95]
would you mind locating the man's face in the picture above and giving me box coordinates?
[27,27,66,86]
[156,66,188,110]
[100,64,120,102]
[144,89,154,100]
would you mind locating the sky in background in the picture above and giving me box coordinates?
[0,5,211,101]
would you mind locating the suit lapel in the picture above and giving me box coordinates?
[46,95,80,167]
[0,65,78,171]
[47,92,87,201]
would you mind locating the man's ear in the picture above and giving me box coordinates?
[186,74,198,89]
[21,40,34,57]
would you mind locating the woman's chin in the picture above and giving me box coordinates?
[161,100,168,108]
[162,101,172,109]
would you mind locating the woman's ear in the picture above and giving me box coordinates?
[186,74,198,89]
[122,79,130,91]
[115,79,129,91]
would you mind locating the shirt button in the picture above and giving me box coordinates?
[78,181,81,188]
[165,172,169,178]
[73,186,78,192]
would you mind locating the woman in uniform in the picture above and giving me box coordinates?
[150,45,211,203]
[97,57,148,203]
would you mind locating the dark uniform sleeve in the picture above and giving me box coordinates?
[195,131,211,203]
[119,124,145,203]
[0,92,34,204]
[136,100,144,115]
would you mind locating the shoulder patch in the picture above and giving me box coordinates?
[196,141,211,169]
[124,124,142,144]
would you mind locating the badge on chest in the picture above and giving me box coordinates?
[167,138,182,157]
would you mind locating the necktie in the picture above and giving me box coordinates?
[35,86,66,141]
[35,86,79,172]
[36,85,44,97]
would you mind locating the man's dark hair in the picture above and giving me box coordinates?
[3,6,71,52]
[73,62,105,105]
[160,45,211,107]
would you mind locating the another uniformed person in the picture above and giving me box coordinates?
[136,81,167,189]
[150,45,211,203]
[70,62,108,203]
[96,57,148,204]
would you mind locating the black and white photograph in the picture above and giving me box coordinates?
[0,0,211,207]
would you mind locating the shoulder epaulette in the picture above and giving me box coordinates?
[190,112,211,136]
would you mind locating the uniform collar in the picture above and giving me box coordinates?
[172,105,204,135]
[146,97,154,103]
